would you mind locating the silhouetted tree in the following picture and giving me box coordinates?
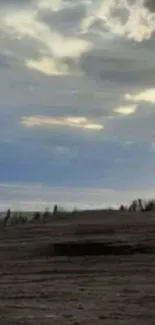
[144,200,155,212]
[128,198,155,213]
[138,198,144,212]
[129,200,137,212]
[119,205,126,211]
[53,204,58,216]
[33,212,41,223]
[4,209,11,227]
[43,208,50,223]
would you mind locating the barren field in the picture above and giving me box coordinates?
[1,211,155,324]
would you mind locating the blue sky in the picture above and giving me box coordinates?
[0,0,155,210]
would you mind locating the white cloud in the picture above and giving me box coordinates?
[35,0,62,12]
[125,88,155,103]
[80,0,155,42]
[114,104,137,115]
[20,115,104,130]
[1,10,39,39]
[50,34,92,59]
[1,8,92,62]
[25,57,70,75]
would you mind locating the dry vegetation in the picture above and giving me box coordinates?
[0,210,155,324]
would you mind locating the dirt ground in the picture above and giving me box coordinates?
[0,211,155,324]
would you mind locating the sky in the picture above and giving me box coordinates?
[0,0,155,210]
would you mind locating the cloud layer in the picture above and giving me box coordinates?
[1,182,155,211]
[0,0,155,208]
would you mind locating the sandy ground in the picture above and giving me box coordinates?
[0,211,155,324]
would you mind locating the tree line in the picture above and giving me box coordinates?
[120,198,155,212]
[3,204,58,227]
[2,197,155,227]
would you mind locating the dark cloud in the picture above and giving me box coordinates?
[0,0,33,4]
[0,53,13,68]
[105,113,155,143]
[39,3,86,35]
[145,0,155,12]
[80,39,155,87]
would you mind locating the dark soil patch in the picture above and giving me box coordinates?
[36,241,154,257]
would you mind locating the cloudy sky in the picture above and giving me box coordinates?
[0,0,155,210]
